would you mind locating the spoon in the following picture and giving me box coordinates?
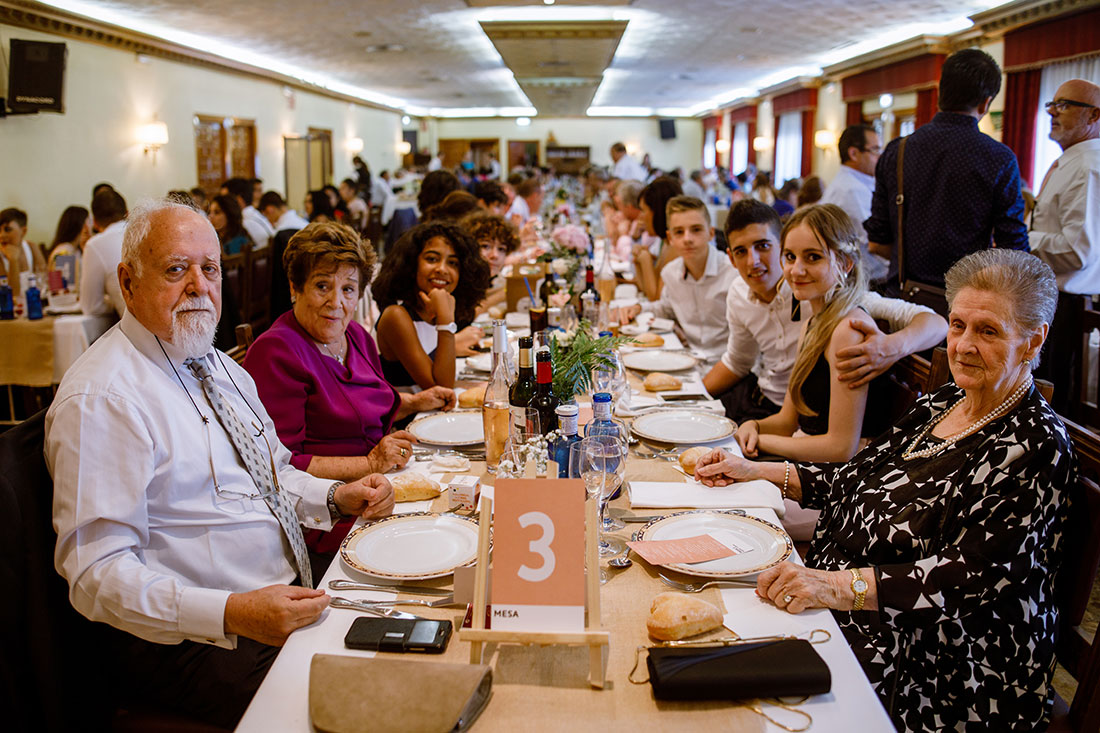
[608,555,633,569]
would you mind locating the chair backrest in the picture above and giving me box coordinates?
[246,245,272,333]
[364,205,384,258]
[1056,417,1100,731]
[0,411,117,730]
[225,323,254,366]
[1075,298,1100,430]
[221,248,250,327]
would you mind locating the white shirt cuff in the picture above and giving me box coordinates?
[179,585,236,649]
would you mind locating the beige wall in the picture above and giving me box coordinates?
[435,116,703,173]
[0,23,404,244]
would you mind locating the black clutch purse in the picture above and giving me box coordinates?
[645,639,832,701]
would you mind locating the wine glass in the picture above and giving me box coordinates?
[578,436,628,559]
[592,349,628,409]
[568,439,610,585]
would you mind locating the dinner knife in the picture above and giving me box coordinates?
[329,596,422,619]
[328,579,454,596]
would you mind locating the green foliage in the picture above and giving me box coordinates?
[548,320,633,403]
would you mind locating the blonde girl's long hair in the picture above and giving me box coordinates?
[783,204,867,417]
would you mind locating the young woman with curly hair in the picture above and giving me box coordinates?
[373,221,491,388]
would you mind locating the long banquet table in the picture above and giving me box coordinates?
[238,427,895,732]
[0,312,116,386]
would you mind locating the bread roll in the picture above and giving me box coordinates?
[389,473,442,502]
[458,383,487,409]
[644,372,682,392]
[634,332,665,348]
[678,446,711,475]
[646,592,724,641]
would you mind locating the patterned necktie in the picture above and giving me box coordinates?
[186,357,313,588]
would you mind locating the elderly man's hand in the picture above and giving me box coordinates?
[835,319,900,388]
[693,449,757,486]
[335,474,395,520]
[755,562,853,614]
[224,585,330,646]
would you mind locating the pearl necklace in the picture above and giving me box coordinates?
[318,338,346,362]
[901,376,1033,461]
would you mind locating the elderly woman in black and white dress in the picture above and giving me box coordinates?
[696,249,1074,731]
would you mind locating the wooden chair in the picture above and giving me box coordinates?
[221,248,250,328]
[245,245,272,334]
[225,323,253,366]
[1050,418,1100,731]
[1073,298,1100,430]
[364,205,384,257]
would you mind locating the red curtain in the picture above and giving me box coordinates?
[800,109,815,177]
[1004,7,1100,70]
[915,88,938,128]
[773,114,781,173]
[846,101,863,126]
[1002,69,1043,187]
[772,88,817,115]
[728,105,757,124]
[747,120,757,168]
[703,114,721,165]
[842,54,944,100]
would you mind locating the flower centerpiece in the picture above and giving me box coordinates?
[548,320,633,404]
[537,224,590,294]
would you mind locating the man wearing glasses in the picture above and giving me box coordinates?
[1030,78,1100,413]
[45,199,395,728]
[820,124,889,284]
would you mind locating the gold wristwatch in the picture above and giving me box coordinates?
[850,568,868,611]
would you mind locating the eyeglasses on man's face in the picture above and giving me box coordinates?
[1045,99,1098,114]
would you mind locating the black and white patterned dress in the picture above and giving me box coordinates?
[797,383,1075,732]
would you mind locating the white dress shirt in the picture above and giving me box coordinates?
[1029,138,1100,295]
[821,164,889,283]
[243,205,274,248]
[507,195,531,224]
[613,155,647,183]
[719,280,935,405]
[80,220,126,317]
[371,179,396,224]
[46,312,334,648]
[648,246,735,366]
[682,179,707,201]
[274,209,309,232]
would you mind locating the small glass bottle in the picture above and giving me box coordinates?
[25,275,43,320]
[551,404,581,478]
[585,392,626,441]
[0,277,13,321]
[483,320,512,472]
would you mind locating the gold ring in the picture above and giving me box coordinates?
[400,448,408,457]
[783,594,793,604]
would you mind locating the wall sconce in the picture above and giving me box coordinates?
[878,93,894,109]
[138,121,169,164]
[814,129,837,150]
[752,136,772,152]
[401,115,411,125]
[515,116,532,127]
[714,139,731,153]
[347,137,364,155]
[625,142,640,156]
[397,140,412,155]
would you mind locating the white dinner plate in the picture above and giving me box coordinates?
[340,512,483,580]
[632,510,792,577]
[631,410,734,444]
[408,411,485,446]
[621,350,697,372]
[467,345,518,372]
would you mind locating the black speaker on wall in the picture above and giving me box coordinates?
[658,118,677,140]
[7,39,67,113]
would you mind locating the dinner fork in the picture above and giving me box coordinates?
[658,573,758,591]
[329,596,420,618]
[350,595,459,608]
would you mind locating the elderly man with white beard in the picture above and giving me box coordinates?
[44,198,395,728]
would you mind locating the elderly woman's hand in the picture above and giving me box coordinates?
[417,386,456,413]
[735,419,760,457]
[756,562,867,614]
[693,449,758,486]
[367,430,418,473]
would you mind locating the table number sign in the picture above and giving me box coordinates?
[491,478,586,631]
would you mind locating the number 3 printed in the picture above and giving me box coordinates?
[517,511,555,583]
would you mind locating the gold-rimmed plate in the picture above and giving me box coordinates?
[631,510,792,578]
[340,512,484,580]
[408,411,484,446]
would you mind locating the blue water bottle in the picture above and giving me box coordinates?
[25,275,43,320]
[585,392,627,499]
[552,404,582,478]
[0,277,13,320]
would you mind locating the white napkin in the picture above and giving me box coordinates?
[629,479,785,517]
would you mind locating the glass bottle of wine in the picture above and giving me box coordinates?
[532,347,559,434]
[508,336,536,433]
[483,319,511,471]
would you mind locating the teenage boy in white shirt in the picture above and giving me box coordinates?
[623,196,734,366]
[703,199,946,423]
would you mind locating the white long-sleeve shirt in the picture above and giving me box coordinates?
[80,220,126,317]
[648,245,736,366]
[46,311,334,648]
[1029,138,1100,295]
[243,205,275,248]
[719,280,936,405]
[613,155,647,183]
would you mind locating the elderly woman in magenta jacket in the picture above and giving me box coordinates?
[244,222,454,556]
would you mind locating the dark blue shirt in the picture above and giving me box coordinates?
[864,112,1028,289]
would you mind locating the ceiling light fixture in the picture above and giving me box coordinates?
[401,115,411,125]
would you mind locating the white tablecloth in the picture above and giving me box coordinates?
[53,314,116,382]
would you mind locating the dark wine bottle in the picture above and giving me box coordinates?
[583,263,600,303]
[533,348,559,434]
[508,336,536,432]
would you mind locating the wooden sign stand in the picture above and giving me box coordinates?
[459,496,610,688]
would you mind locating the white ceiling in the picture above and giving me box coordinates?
[33,0,1013,116]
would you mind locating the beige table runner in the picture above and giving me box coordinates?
[0,316,56,386]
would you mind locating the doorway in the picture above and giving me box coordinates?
[508,140,539,170]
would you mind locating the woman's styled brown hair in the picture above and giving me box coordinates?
[782,204,866,416]
[283,221,376,298]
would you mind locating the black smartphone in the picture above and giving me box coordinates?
[344,616,452,654]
